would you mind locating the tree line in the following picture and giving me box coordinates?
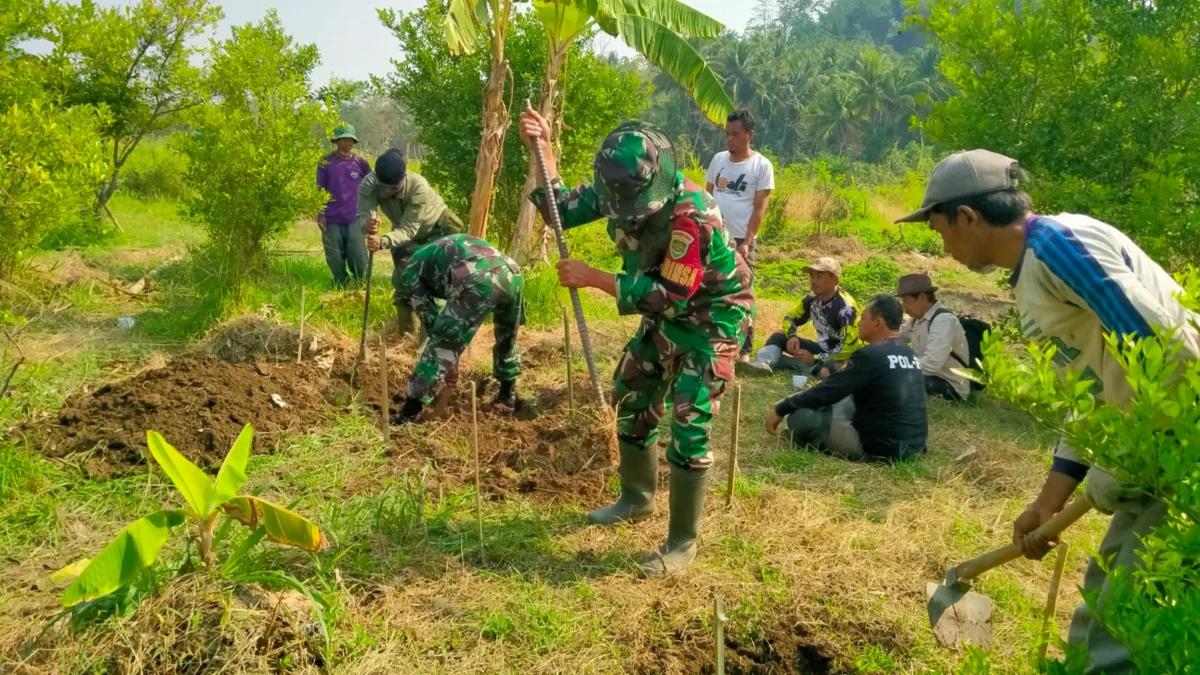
[641,0,946,166]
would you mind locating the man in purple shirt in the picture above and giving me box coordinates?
[317,123,372,288]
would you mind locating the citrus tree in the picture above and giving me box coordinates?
[972,271,1200,672]
[46,0,222,213]
[913,0,1200,267]
[0,0,107,281]
[178,10,334,287]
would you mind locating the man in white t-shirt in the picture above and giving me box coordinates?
[706,109,774,357]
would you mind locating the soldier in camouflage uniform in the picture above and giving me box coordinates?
[391,234,525,424]
[362,149,464,335]
[521,107,754,577]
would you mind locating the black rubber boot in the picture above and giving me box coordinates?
[640,465,707,577]
[586,441,657,525]
[493,380,518,408]
[392,397,424,425]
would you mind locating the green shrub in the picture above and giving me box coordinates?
[839,255,902,301]
[0,99,108,279]
[755,259,811,300]
[977,267,1200,672]
[179,12,333,287]
[121,138,190,200]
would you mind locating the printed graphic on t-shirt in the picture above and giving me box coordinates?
[715,171,749,195]
[887,354,921,370]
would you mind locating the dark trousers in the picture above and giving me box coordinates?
[735,237,757,354]
[321,221,368,287]
[924,375,965,402]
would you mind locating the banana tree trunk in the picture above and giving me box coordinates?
[466,39,510,239]
[509,45,569,265]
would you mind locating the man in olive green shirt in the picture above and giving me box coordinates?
[363,149,464,334]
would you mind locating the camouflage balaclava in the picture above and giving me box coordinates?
[591,121,679,221]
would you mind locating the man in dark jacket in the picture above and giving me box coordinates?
[765,294,928,462]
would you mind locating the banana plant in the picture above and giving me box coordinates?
[509,0,735,264]
[443,0,519,240]
[61,425,328,607]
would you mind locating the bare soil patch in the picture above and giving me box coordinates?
[660,611,909,675]
[40,356,328,476]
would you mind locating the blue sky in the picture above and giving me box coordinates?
[95,1,757,86]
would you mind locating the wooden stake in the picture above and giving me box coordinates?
[725,384,742,508]
[472,381,483,548]
[1038,541,1070,661]
[714,594,727,675]
[297,287,306,364]
[562,307,574,413]
[378,335,390,442]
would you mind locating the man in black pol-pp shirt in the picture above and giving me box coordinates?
[765,294,928,462]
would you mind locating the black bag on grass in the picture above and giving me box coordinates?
[932,308,989,391]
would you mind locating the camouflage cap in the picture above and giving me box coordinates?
[331,123,358,143]
[591,121,678,220]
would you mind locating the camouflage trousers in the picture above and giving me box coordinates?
[613,318,738,471]
[390,225,457,328]
[406,268,524,405]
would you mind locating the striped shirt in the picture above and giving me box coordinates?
[1011,213,1200,478]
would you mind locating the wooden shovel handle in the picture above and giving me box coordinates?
[952,497,1092,583]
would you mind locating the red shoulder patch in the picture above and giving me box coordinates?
[661,216,702,300]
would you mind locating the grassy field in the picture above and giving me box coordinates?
[0,193,1108,674]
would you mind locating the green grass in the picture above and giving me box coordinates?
[108,193,202,250]
[0,186,1103,674]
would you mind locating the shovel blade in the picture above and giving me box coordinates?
[926,582,994,649]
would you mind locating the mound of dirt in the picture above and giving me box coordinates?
[43,356,328,475]
[370,374,619,503]
[203,315,347,365]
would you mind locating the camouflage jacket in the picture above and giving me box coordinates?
[397,234,522,331]
[531,172,754,345]
[356,172,463,249]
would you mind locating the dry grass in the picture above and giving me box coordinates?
[0,239,1094,675]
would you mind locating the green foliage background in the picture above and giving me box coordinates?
[380,1,649,247]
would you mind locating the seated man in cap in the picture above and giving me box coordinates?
[740,257,861,377]
[765,294,928,463]
[392,234,524,424]
[361,149,463,335]
[896,273,971,402]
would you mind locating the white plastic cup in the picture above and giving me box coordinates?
[792,375,808,389]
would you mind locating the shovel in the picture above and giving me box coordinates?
[355,248,375,372]
[926,496,1092,649]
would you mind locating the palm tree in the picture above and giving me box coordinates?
[850,49,891,127]
[509,0,735,264]
[444,0,518,239]
[880,60,930,137]
[803,77,863,156]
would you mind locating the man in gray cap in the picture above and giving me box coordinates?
[895,273,970,401]
[901,149,1200,675]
